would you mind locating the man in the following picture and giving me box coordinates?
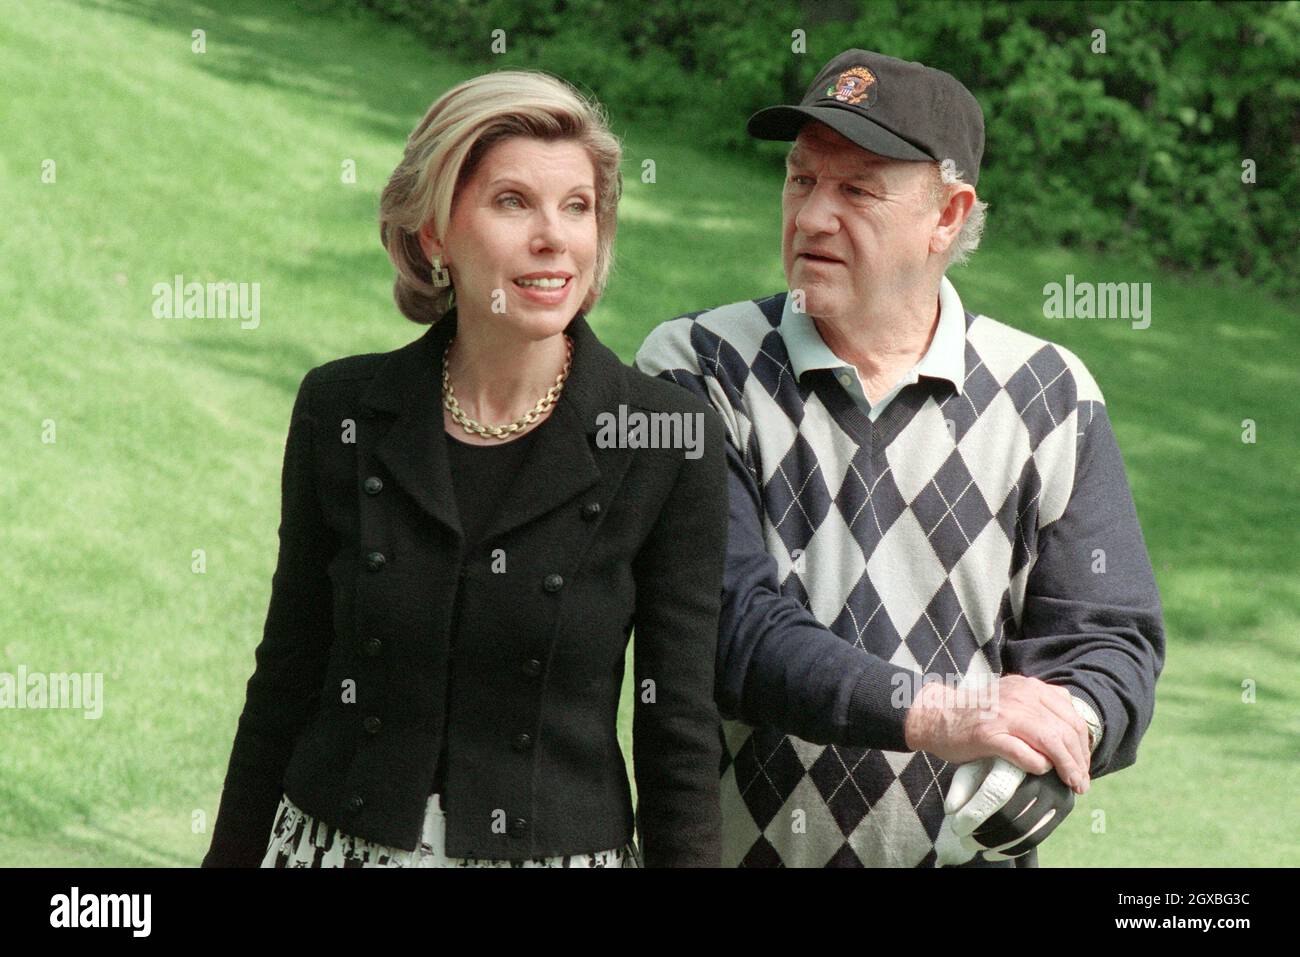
[635,49,1164,867]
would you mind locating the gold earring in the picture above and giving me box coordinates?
[431,255,450,287]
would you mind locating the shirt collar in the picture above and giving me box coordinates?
[780,274,967,394]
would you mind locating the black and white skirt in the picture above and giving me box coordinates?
[260,792,640,868]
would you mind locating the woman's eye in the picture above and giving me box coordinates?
[498,194,523,209]
[568,200,591,213]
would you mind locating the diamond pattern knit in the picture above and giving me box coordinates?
[636,291,1111,867]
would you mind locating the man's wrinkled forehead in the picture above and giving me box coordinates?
[785,125,895,176]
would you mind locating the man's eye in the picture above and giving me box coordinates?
[847,186,875,198]
[788,175,812,186]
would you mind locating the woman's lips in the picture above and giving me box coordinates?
[511,275,572,304]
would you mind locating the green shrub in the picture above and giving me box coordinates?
[331,0,1297,297]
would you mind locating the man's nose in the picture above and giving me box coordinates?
[793,183,840,236]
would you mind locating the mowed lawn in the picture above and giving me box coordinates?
[1,0,1295,866]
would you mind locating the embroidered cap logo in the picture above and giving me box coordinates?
[825,66,878,107]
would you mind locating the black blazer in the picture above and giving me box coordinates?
[202,310,727,867]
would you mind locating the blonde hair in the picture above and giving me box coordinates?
[379,70,623,325]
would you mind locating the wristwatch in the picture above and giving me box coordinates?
[1069,693,1104,754]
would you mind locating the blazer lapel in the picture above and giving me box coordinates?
[480,312,625,541]
[360,316,462,538]
[358,310,628,543]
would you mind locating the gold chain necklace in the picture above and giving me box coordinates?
[442,335,573,440]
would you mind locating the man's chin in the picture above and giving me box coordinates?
[786,273,840,316]
[793,292,843,321]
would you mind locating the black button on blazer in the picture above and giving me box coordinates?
[202,310,727,867]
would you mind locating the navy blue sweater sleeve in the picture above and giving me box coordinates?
[718,435,920,751]
[1004,402,1165,778]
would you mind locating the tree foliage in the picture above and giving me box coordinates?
[343,0,1298,295]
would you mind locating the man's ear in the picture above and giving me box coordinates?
[931,183,975,257]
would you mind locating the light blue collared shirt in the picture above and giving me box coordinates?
[780,275,967,420]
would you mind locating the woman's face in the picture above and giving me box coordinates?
[427,136,599,341]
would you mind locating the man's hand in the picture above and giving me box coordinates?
[940,757,1076,862]
[903,675,1092,792]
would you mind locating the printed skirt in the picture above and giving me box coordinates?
[260,792,640,868]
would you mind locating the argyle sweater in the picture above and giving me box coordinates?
[635,292,1164,867]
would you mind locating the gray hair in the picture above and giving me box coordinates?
[930,159,987,268]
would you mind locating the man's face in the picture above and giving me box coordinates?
[781,123,939,323]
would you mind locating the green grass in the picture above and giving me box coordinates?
[1,0,1296,866]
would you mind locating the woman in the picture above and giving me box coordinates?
[201,71,727,867]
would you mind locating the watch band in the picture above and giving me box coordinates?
[1069,693,1104,754]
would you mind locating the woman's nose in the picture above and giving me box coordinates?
[530,210,567,255]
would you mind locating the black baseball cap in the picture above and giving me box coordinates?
[748,49,985,187]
